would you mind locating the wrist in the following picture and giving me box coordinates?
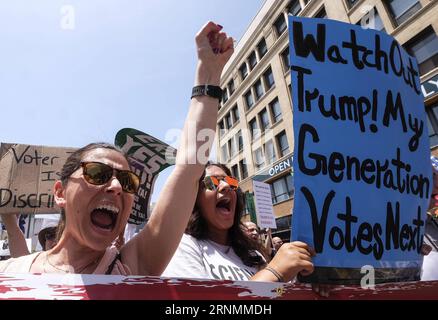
[264,266,285,282]
[194,62,222,86]
[191,85,222,101]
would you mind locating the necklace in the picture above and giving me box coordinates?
[43,252,100,274]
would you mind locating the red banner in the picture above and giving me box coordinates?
[0,273,437,300]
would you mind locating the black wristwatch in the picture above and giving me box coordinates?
[191,85,223,102]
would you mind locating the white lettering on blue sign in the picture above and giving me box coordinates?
[269,159,291,176]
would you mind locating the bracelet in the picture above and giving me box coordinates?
[191,85,223,101]
[264,266,285,282]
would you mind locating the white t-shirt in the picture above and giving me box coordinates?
[162,234,259,281]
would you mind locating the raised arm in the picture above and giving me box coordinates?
[1,214,30,258]
[122,21,234,275]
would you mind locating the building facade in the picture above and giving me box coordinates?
[217,0,438,241]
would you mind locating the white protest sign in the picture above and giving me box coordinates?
[253,180,277,229]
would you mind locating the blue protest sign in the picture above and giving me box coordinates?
[289,16,431,284]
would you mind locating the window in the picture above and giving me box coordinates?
[357,7,386,32]
[276,215,292,230]
[270,175,294,204]
[254,147,265,170]
[281,46,290,72]
[221,144,229,163]
[257,38,268,59]
[277,131,290,157]
[287,0,302,16]
[231,164,240,180]
[236,130,244,151]
[240,63,248,80]
[254,80,264,101]
[228,138,236,158]
[386,0,421,26]
[249,118,260,140]
[270,98,282,123]
[239,159,248,179]
[232,105,240,123]
[404,27,438,76]
[244,90,255,110]
[314,6,327,18]
[222,89,229,104]
[273,215,292,239]
[218,120,225,137]
[228,79,235,96]
[426,103,438,147]
[259,108,270,133]
[265,140,276,165]
[263,67,275,90]
[346,0,359,8]
[248,51,257,71]
[225,113,233,129]
[274,14,287,36]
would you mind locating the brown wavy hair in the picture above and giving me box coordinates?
[55,142,129,242]
[185,162,266,268]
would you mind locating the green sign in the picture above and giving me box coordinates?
[115,128,177,225]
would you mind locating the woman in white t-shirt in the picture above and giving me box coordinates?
[162,163,316,283]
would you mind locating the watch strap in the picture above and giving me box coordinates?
[191,85,223,101]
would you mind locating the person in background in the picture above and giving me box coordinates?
[243,221,260,242]
[0,214,30,258]
[37,223,59,252]
[424,156,438,253]
[243,221,273,261]
[418,156,438,281]
[162,162,316,283]
[271,237,284,257]
[1,214,61,258]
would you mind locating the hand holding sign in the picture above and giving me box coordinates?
[263,241,316,282]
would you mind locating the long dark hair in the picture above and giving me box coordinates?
[55,142,129,242]
[185,162,265,268]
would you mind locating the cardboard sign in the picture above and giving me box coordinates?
[253,180,277,229]
[115,128,176,225]
[289,17,431,284]
[0,143,76,215]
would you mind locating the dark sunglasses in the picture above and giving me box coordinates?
[203,175,238,191]
[81,161,140,194]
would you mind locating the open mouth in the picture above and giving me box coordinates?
[216,198,231,214]
[90,204,120,231]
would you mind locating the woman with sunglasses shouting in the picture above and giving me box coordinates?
[162,162,316,283]
[0,21,234,275]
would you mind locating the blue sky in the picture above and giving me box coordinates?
[0,0,265,202]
